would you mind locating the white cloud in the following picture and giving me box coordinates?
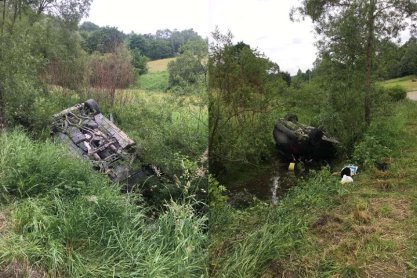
[85,0,317,75]
[209,0,317,75]
[84,0,209,37]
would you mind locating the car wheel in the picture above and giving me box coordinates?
[84,99,100,115]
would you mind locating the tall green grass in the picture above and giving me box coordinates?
[209,169,348,277]
[0,130,207,277]
[112,90,208,175]
[134,72,169,92]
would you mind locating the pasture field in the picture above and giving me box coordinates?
[148,57,176,73]
[382,75,417,92]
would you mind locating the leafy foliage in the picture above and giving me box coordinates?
[0,30,43,127]
[130,48,149,75]
[293,0,417,123]
[209,30,287,174]
[375,37,417,79]
[167,51,206,93]
[81,26,125,54]
[127,29,205,61]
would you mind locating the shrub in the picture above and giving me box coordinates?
[88,46,135,105]
[352,108,403,168]
[385,85,407,101]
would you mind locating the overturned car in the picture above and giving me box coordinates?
[273,114,339,161]
[51,99,138,182]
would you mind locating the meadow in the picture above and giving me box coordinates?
[381,75,417,92]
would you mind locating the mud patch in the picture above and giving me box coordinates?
[310,214,343,230]
[260,260,299,278]
[407,91,417,101]
[0,212,7,233]
[0,261,45,278]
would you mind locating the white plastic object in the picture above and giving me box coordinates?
[341,175,353,184]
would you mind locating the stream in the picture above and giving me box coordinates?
[224,158,299,206]
[223,155,339,207]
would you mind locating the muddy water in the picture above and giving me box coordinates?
[226,159,299,204]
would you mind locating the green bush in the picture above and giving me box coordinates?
[352,107,404,168]
[385,85,407,101]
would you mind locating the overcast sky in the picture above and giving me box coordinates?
[84,0,318,75]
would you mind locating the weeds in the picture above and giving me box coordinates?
[209,169,345,277]
[0,130,207,277]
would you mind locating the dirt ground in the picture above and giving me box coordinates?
[407,91,417,101]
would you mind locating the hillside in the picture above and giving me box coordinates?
[148,57,176,73]
[382,75,417,92]
[133,58,176,92]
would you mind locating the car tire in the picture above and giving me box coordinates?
[309,128,323,146]
[85,99,100,115]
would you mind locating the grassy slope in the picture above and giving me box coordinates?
[0,131,207,277]
[381,75,417,92]
[132,58,175,92]
[112,89,207,172]
[118,58,207,171]
[271,100,417,277]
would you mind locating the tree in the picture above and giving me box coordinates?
[0,0,92,128]
[79,20,99,32]
[167,51,205,91]
[293,0,417,124]
[127,29,205,61]
[82,26,125,54]
[166,38,207,93]
[130,49,149,75]
[128,33,149,57]
[400,37,417,75]
[209,30,286,175]
[374,39,402,79]
[0,31,42,127]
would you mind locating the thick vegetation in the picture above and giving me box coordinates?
[0,1,208,277]
[209,84,417,277]
[208,2,417,274]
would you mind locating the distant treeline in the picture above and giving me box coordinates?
[79,21,206,60]
[375,37,417,80]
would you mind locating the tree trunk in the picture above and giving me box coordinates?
[2,0,6,34]
[0,85,4,130]
[364,0,376,125]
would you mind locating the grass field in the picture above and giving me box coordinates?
[133,58,175,92]
[134,71,169,91]
[382,75,417,92]
[147,57,176,73]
